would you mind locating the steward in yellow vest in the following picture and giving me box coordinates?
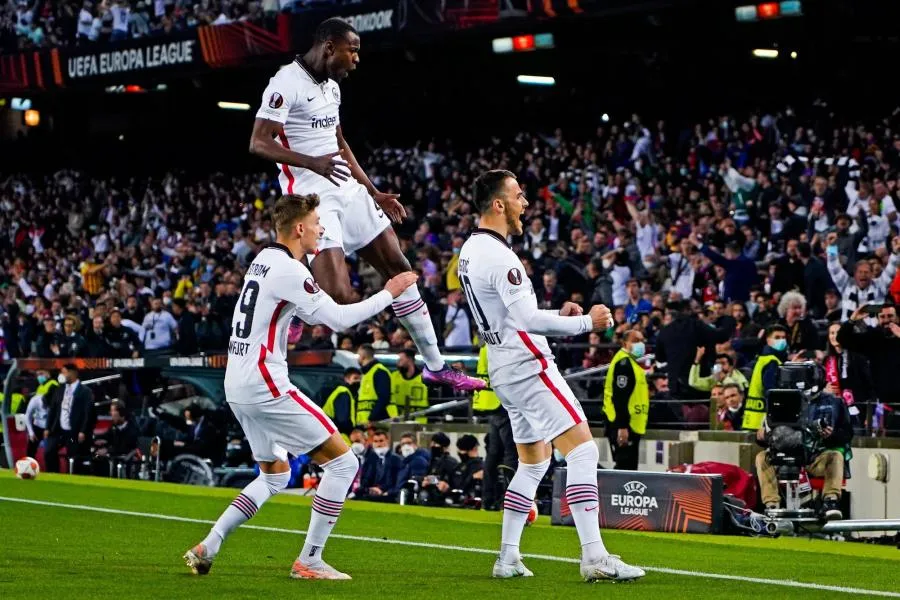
[356,344,394,424]
[742,325,789,432]
[391,350,429,423]
[603,331,650,470]
[321,367,361,444]
[472,344,501,414]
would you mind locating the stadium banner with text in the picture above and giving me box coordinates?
[9,350,334,372]
[0,17,291,91]
[551,468,724,533]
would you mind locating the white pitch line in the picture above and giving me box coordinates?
[1,496,898,597]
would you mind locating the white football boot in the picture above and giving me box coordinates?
[580,554,645,582]
[492,558,534,578]
[290,560,352,580]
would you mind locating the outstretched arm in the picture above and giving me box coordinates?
[337,125,405,222]
[508,293,593,337]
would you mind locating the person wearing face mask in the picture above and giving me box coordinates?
[44,364,94,473]
[24,369,60,458]
[742,325,789,432]
[357,429,404,502]
[395,432,430,495]
[602,330,650,470]
[716,384,744,431]
[423,432,459,494]
[322,368,361,444]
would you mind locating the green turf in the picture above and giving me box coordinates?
[0,471,897,599]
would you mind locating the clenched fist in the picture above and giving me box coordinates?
[588,304,613,331]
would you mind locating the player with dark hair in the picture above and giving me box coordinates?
[459,170,644,582]
[249,17,484,393]
[184,193,417,580]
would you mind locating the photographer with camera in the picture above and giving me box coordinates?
[754,363,853,520]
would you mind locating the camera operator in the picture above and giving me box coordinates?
[754,364,853,520]
[837,304,900,427]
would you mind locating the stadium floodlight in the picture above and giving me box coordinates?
[24,109,40,127]
[601,113,610,122]
[790,51,798,59]
[734,5,757,22]
[218,101,251,111]
[517,75,555,86]
[780,0,802,16]
[752,48,779,59]
[11,97,32,111]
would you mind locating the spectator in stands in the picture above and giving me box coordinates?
[85,315,111,357]
[369,325,389,350]
[60,316,88,357]
[308,324,334,350]
[171,299,198,356]
[141,296,178,355]
[105,309,141,358]
[824,321,869,427]
[689,347,748,392]
[358,429,404,502]
[798,241,833,319]
[92,401,139,475]
[24,368,58,457]
[623,279,651,323]
[156,403,221,461]
[396,431,430,488]
[442,288,472,349]
[771,238,805,296]
[717,383,744,431]
[828,235,900,322]
[537,270,567,310]
[777,292,820,354]
[420,434,483,506]
[823,289,843,323]
[838,304,900,431]
[656,301,733,400]
[35,318,62,358]
[694,236,757,302]
[423,432,458,492]
[44,364,94,474]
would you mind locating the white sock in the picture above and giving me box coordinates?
[565,441,608,563]
[203,470,289,558]
[299,451,359,566]
[499,458,549,565]
[392,286,444,371]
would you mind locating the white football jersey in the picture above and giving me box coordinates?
[224,243,330,404]
[458,228,555,386]
[256,59,345,196]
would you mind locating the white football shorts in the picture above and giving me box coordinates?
[229,390,336,462]
[316,181,390,254]
[492,364,587,445]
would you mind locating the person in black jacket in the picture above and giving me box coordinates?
[357,429,404,502]
[799,242,834,319]
[44,364,95,473]
[655,301,734,400]
[60,316,88,357]
[171,299,199,356]
[105,309,142,358]
[837,304,900,428]
[92,401,140,476]
[85,315,112,357]
[824,322,871,430]
[770,238,805,295]
[423,432,458,489]
[777,291,821,354]
[35,318,63,358]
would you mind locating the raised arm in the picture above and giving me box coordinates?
[876,237,900,287]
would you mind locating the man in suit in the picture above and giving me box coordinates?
[357,428,404,502]
[92,401,140,476]
[45,364,94,473]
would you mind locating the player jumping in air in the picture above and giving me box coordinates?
[249,17,484,395]
[184,194,417,580]
[459,170,645,582]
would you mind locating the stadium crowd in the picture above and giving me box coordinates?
[0,0,318,51]
[3,101,900,435]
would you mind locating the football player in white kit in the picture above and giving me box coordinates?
[249,17,484,395]
[184,193,417,580]
[459,170,645,582]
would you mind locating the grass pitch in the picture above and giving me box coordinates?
[0,471,897,599]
